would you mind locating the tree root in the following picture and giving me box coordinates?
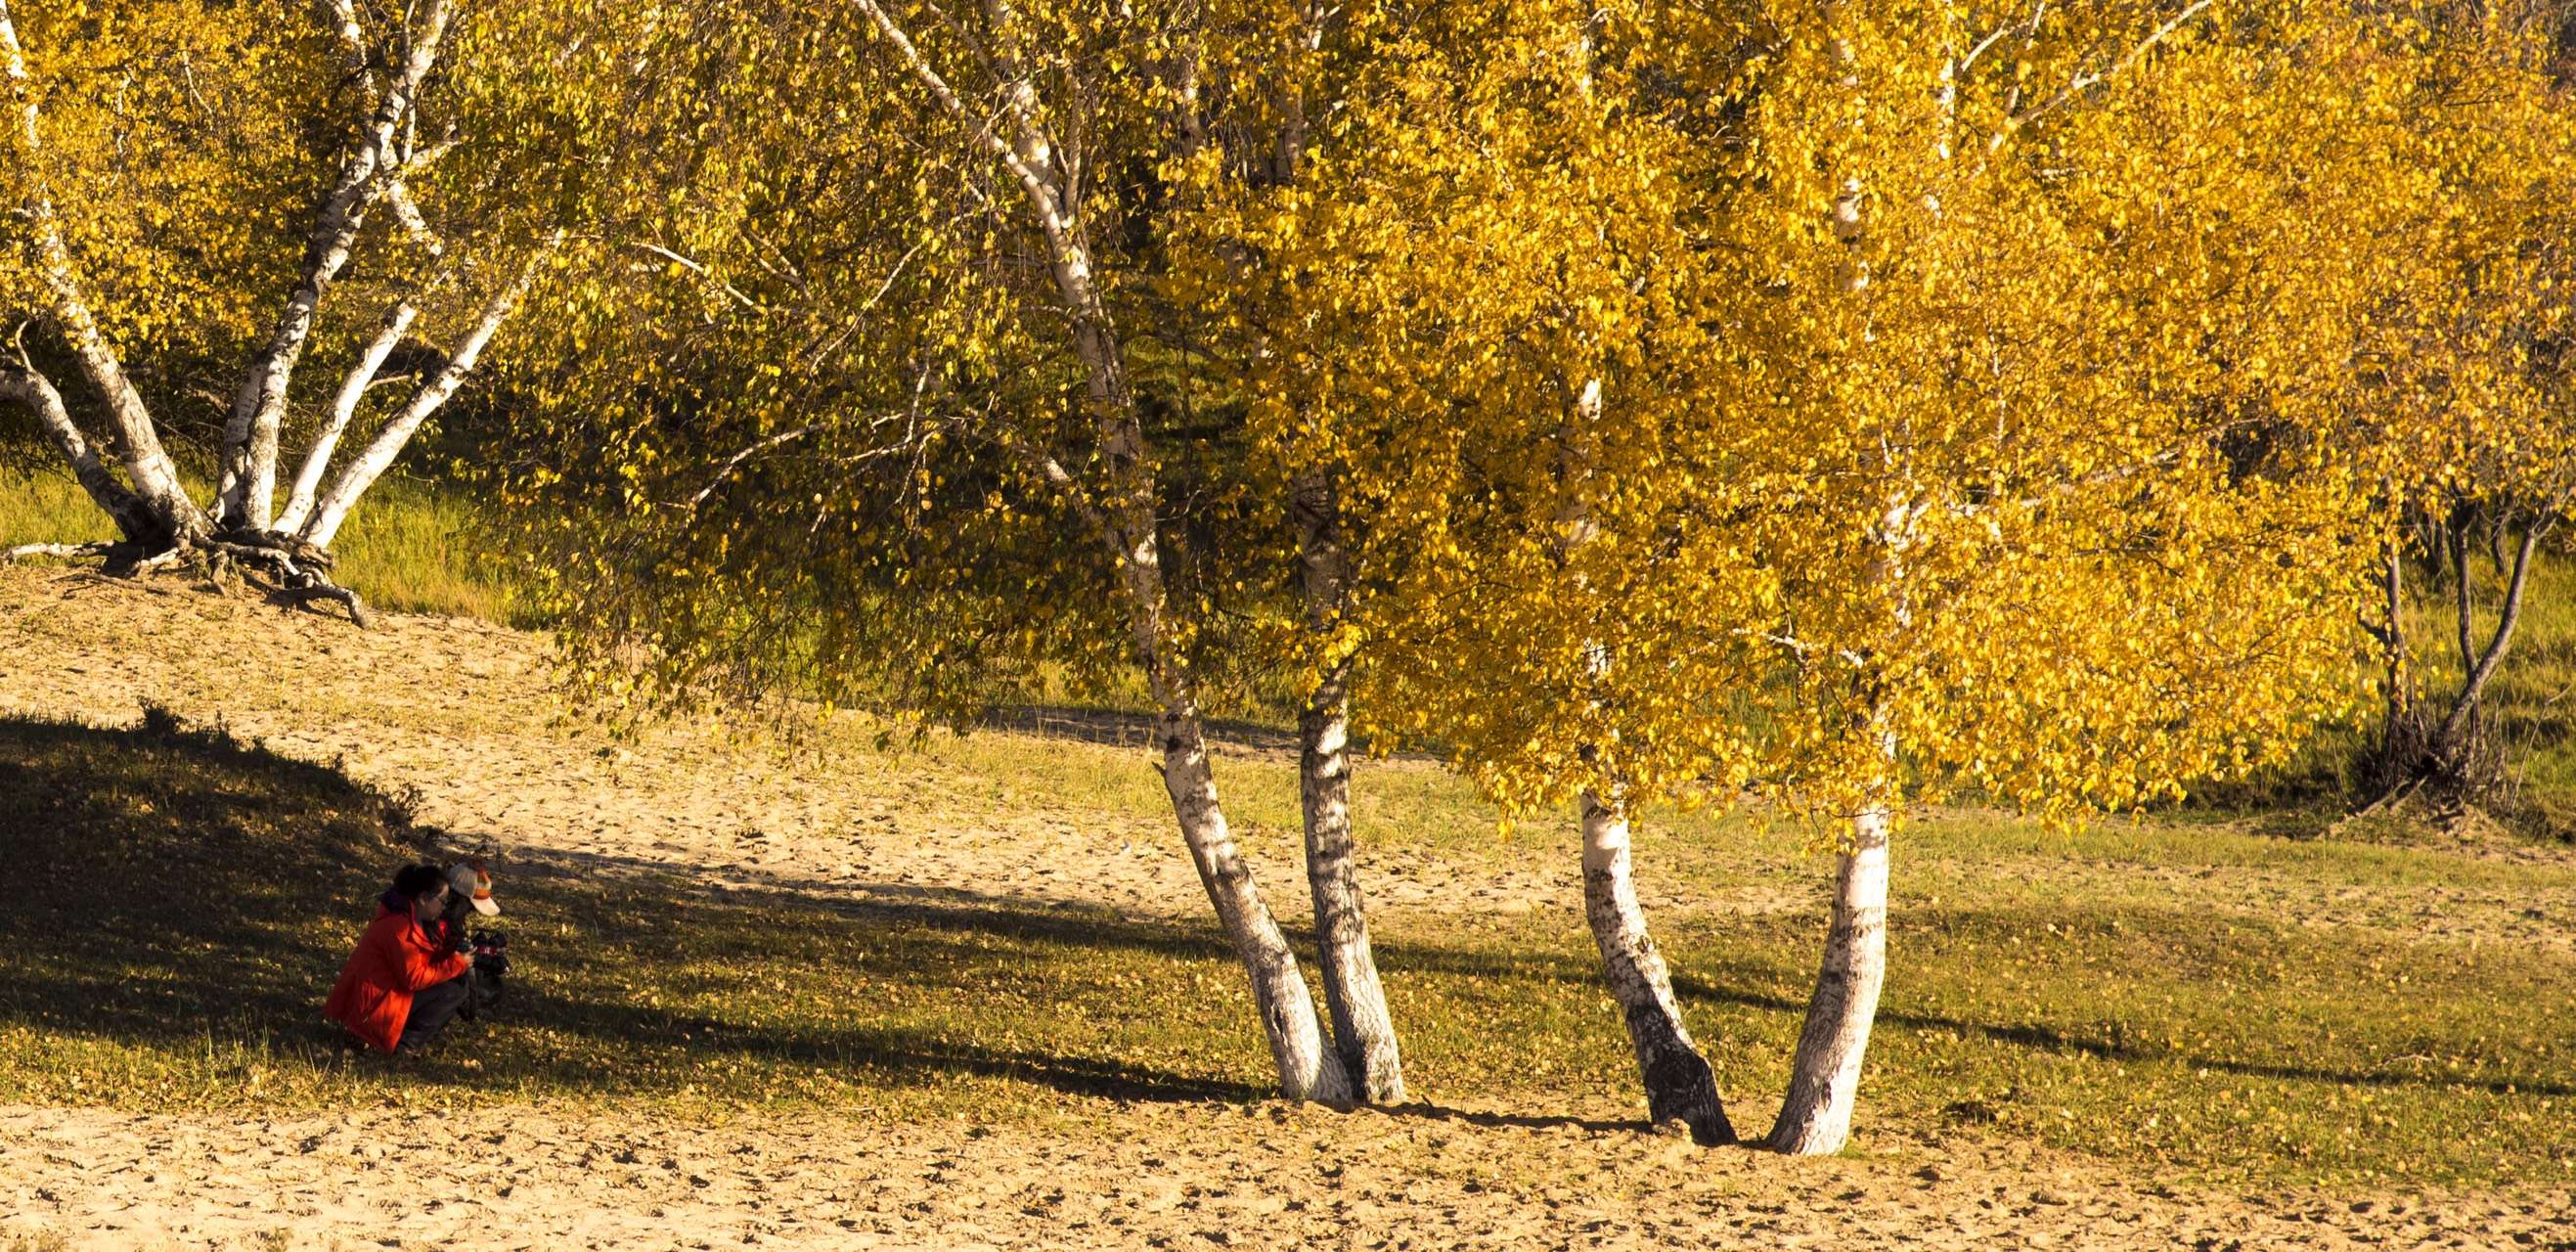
[3,529,373,628]
[2,541,114,562]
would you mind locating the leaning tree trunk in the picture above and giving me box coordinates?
[1579,789,1734,1143]
[1293,474,1405,1103]
[2425,516,2544,782]
[1550,363,1730,1141]
[1156,671,1355,1104]
[1299,653,1405,1103]
[1767,765,1893,1155]
[854,0,1354,1103]
[0,364,162,545]
[0,0,201,548]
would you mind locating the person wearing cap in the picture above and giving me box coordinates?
[429,859,504,1019]
[326,864,473,1054]
[427,859,501,951]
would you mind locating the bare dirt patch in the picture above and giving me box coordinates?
[7,1101,2570,1251]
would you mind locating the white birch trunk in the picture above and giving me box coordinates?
[1771,491,1907,1155]
[0,361,157,544]
[214,0,454,529]
[1554,373,1731,1141]
[1158,684,1355,1104]
[1580,790,1735,1143]
[1766,780,1892,1155]
[1293,474,1404,1103]
[1763,11,1901,1156]
[278,298,420,536]
[1300,655,1405,1103]
[298,243,554,550]
[856,0,1354,1102]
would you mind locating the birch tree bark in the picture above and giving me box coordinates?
[298,240,558,549]
[1763,11,1901,1156]
[0,359,158,544]
[856,0,1354,1102]
[1556,374,1733,1142]
[1293,475,1406,1103]
[1766,762,1893,1155]
[1580,788,1734,1143]
[277,297,422,536]
[214,0,456,529]
[0,0,203,545]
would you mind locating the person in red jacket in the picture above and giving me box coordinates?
[327,864,473,1054]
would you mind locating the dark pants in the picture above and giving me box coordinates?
[399,974,471,1051]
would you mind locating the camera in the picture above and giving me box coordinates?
[466,930,510,1011]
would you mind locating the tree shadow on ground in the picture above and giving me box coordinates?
[1,711,2558,1121]
[0,713,1266,1107]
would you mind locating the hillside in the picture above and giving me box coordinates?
[0,565,2571,1249]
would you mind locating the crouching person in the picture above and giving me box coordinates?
[327,864,471,1055]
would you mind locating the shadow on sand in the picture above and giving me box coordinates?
[2,711,2558,1124]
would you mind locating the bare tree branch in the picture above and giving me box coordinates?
[2002,0,2214,143]
[635,241,766,313]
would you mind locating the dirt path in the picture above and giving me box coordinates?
[5,569,2575,1249]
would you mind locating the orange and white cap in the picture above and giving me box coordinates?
[446,860,500,917]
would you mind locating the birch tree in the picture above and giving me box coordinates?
[1687,0,2382,1153]
[1252,0,2379,1153]
[494,0,1412,1103]
[0,0,624,620]
[2338,8,2576,805]
[1179,0,1768,1140]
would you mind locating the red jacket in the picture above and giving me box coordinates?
[326,896,469,1052]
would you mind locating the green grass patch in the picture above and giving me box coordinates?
[0,468,523,622]
[1,709,2568,1188]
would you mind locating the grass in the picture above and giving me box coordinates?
[0,703,2568,1189]
[0,468,521,622]
[2203,547,2576,834]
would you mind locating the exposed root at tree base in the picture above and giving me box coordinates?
[0,529,374,629]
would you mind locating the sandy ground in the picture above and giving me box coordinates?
[7,1100,2572,1251]
[3,568,2574,1250]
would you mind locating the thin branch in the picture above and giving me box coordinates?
[1957,13,2023,76]
[635,242,765,313]
[684,425,820,511]
[2004,0,2213,140]
[852,0,1077,261]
